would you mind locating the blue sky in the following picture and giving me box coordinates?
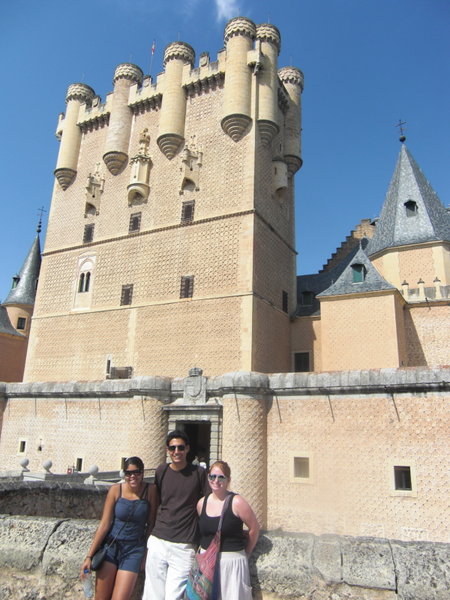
[1,0,449,300]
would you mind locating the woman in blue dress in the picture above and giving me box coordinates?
[81,457,157,600]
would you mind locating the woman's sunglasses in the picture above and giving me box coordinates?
[208,474,227,482]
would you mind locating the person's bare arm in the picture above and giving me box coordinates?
[232,495,260,555]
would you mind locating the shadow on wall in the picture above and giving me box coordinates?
[404,310,427,366]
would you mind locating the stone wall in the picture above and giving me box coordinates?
[0,515,448,600]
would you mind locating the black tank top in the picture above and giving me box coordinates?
[199,493,246,551]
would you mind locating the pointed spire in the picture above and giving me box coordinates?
[318,245,395,297]
[367,145,450,257]
[3,229,42,307]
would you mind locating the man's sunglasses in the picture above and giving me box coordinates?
[168,444,186,452]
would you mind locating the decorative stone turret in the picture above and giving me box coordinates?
[127,128,152,205]
[221,17,256,142]
[157,42,195,159]
[278,66,304,175]
[103,63,143,175]
[54,83,95,189]
[256,23,281,145]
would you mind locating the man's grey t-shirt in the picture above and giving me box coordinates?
[152,463,208,544]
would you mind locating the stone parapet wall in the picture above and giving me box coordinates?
[0,481,107,519]
[0,515,448,600]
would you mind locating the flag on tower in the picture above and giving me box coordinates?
[151,40,156,55]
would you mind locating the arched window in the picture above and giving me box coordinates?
[404,200,418,217]
[78,271,91,293]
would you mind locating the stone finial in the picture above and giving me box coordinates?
[224,16,256,44]
[278,66,304,91]
[163,42,195,66]
[138,128,150,155]
[113,63,144,86]
[256,23,281,54]
[65,83,96,104]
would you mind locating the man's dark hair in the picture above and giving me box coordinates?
[166,429,190,446]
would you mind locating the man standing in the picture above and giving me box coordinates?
[143,430,208,599]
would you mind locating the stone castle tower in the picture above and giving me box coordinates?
[24,17,303,382]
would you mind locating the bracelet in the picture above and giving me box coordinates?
[85,555,93,559]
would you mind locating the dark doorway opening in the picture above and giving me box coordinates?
[176,421,211,467]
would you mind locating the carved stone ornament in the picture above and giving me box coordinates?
[85,162,105,215]
[180,138,202,194]
[183,367,206,404]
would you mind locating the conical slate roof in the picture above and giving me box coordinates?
[0,305,24,337]
[318,245,395,297]
[3,234,41,306]
[367,145,450,256]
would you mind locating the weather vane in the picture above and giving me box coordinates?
[396,119,406,143]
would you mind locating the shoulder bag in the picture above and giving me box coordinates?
[184,493,232,600]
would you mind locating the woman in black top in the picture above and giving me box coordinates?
[197,461,260,600]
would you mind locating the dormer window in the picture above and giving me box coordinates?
[12,275,20,289]
[404,200,418,217]
[301,291,314,306]
[352,263,366,283]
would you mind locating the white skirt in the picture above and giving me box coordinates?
[215,550,253,600]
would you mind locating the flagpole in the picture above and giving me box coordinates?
[150,40,155,78]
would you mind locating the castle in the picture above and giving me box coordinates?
[0,17,449,545]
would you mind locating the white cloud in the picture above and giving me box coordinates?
[214,0,240,22]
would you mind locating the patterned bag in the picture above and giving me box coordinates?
[184,494,232,600]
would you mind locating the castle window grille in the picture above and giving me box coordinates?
[180,276,194,298]
[129,212,142,233]
[404,200,418,217]
[121,284,134,305]
[282,290,289,313]
[17,317,26,330]
[394,466,412,490]
[83,224,95,244]
[352,263,366,283]
[294,352,310,372]
[181,201,195,224]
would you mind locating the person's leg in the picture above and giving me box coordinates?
[165,543,195,600]
[142,536,169,600]
[94,560,118,600]
[217,551,252,600]
[110,570,139,600]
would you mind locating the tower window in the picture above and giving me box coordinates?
[12,275,20,289]
[75,458,83,472]
[294,456,310,479]
[83,224,95,243]
[17,317,26,330]
[180,276,194,298]
[129,212,142,233]
[404,200,418,217]
[78,271,91,293]
[181,201,195,224]
[121,284,133,306]
[394,466,412,491]
[19,440,26,453]
[294,352,310,372]
[352,263,366,283]
[282,290,289,313]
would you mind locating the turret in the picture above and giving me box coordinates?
[157,42,195,159]
[278,66,304,175]
[103,63,143,175]
[54,83,95,189]
[221,17,256,142]
[256,23,281,145]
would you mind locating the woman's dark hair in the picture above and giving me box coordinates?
[124,456,144,470]
[166,429,190,446]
